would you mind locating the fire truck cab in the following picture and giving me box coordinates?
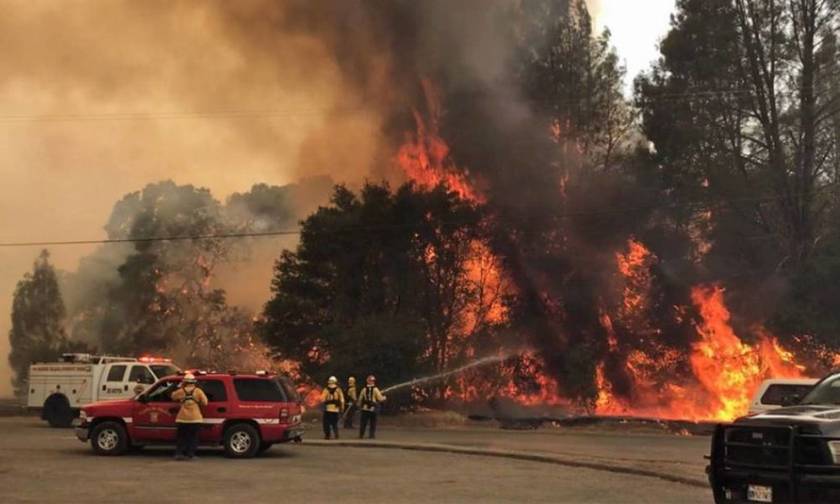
[27,354,179,428]
[74,371,304,458]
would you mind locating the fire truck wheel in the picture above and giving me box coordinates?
[224,423,261,458]
[43,394,74,428]
[90,421,128,456]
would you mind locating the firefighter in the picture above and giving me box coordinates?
[358,375,386,439]
[171,373,208,460]
[321,376,344,440]
[343,376,358,429]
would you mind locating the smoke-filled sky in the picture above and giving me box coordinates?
[0,0,677,397]
[0,0,389,396]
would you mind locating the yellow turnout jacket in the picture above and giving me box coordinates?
[358,386,386,412]
[321,386,345,413]
[171,385,208,423]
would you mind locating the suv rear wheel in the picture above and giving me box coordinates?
[91,421,128,456]
[224,423,260,458]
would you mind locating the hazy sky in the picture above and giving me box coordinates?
[593,0,676,93]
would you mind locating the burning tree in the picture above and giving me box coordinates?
[261,182,508,403]
[58,179,330,371]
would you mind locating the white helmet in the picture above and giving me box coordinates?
[328,376,338,385]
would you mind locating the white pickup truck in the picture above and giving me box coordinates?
[27,353,179,427]
[747,377,819,415]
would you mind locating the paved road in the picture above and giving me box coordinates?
[363,424,711,485]
[0,418,712,503]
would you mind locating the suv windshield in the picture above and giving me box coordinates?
[144,380,179,402]
[801,376,840,405]
[150,364,179,379]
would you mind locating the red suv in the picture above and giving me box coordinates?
[75,371,304,458]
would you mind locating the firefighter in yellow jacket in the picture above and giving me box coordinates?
[343,376,358,429]
[321,376,345,439]
[358,375,386,439]
[171,373,208,460]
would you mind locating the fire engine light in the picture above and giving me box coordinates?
[828,441,840,464]
[256,370,267,376]
[139,356,172,363]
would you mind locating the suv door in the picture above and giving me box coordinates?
[131,379,180,442]
[197,379,229,442]
[99,364,130,400]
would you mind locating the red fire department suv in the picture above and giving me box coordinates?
[74,371,304,458]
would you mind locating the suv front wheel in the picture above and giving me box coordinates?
[90,421,128,456]
[224,423,261,458]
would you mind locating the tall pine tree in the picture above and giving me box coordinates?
[8,250,70,397]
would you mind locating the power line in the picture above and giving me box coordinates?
[0,230,302,248]
[0,191,807,248]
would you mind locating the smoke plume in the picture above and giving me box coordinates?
[0,0,389,396]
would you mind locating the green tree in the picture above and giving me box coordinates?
[261,182,503,401]
[515,0,634,170]
[639,0,840,271]
[8,251,77,397]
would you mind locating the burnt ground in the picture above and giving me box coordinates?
[0,417,712,503]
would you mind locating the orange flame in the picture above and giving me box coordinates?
[395,79,483,203]
[688,285,804,420]
[588,239,809,421]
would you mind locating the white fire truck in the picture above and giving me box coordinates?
[27,353,179,427]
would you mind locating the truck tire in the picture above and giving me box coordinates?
[224,423,261,459]
[43,394,74,428]
[90,421,128,456]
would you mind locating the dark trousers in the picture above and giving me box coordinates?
[359,410,377,439]
[343,404,356,428]
[323,411,340,439]
[176,423,200,457]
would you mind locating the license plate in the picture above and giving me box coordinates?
[747,484,773,503]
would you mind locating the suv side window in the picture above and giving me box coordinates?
[198,379,227,403]
[128,365,156,385]
[233,378,288,402]
[106,365,127,382]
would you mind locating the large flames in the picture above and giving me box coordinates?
[393,79,817,422]
[594,241,806,421]
[396,80,484,203]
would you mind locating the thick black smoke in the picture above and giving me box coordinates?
[275,0,707,402]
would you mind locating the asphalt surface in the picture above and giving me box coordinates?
[0,417,713,503]
[360,424,712,485]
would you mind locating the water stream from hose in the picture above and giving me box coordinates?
[381,353,513,394]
